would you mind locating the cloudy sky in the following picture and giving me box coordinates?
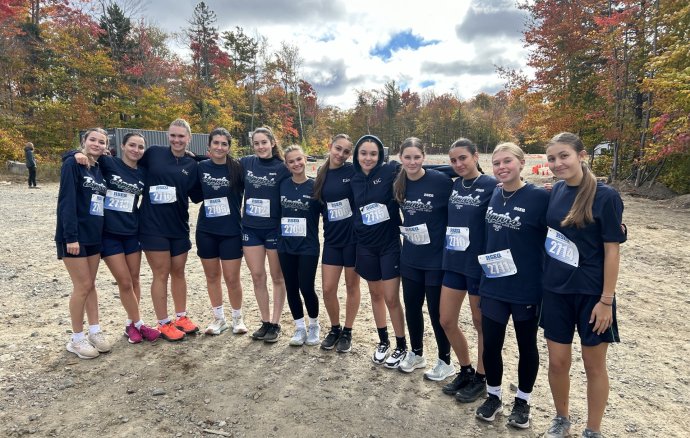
[142,0,530,109]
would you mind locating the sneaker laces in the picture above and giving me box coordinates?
[391,348,405,359]
[376,343,389,354]
[548,416,570,434]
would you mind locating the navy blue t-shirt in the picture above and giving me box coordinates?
[479,183,550,305]
[55,157,107,245]
[443,175,498,279]
[399,169,452,272]
[138,146,199,239]
[351,162,402,248]
[320,163,356,247]
[278,177,321,256]
[193,159,243,237]
[240,155,291,230]
[543,181,626,296]
[99,155,145,236]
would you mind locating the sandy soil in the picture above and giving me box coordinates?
[0,170,688,437]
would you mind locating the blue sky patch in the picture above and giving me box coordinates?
[370,30,440,61]
[419,79,436,88]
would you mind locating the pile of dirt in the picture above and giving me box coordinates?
[609,180,677,200]
[660,193,690,209]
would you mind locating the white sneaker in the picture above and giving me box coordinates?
[398,351,427,373]
[371,342,390,365]
[384,347,407,369]
[289,328,307,346]
[205,318,229,335]
[305,324,320,346]
[66,338,99,359]
[423,358,456,381]
[87,331,112,353]
[231,315,248,334]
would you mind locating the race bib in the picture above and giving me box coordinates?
[446,226,470,251]
[360,203,390,226]
[149,185,176,204]
[104,190,135,213]
[478,249,518,278]
[545,227,579,267]
[204,197,230,218]
[399,223,431,245]
[281,217,306,237]
[245,198,270,217]
[89,194,104,216]
[327,199,353,222]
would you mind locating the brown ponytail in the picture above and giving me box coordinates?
[312,134,352,203]
[393,137,424,204]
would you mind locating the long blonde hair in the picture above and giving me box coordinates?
[393,137,425,204]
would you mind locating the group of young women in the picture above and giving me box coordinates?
[55,121,624,438]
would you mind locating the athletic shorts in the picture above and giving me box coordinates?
[355,241,400,282]
[321,243,356,267]
[242,226,278,250]
[480,296,539,325]
[139,234,191,257]
[56,243,100,259]
[101,232,140,258]
[401,265,444,287]
[541,291,620,346]
[442,271,480,296]
[196,230,243,260]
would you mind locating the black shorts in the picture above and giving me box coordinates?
[541,291,620,346]
[140,234,191,257]
[442,271,480,295]
[480,296,539,325]
[196,230,243,260]
[101,232,140,258]
[321,243,356,267]
[355,240,400,282]
[56,242,100,259]
[241,226,279,250]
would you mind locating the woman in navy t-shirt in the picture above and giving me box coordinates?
[312,134,361,353]
[439,138,496,402]
[241,127,290,343]
[56,128,110,360]
[191,128,247,337]
[541,132,626,438]
[474,142,549,429]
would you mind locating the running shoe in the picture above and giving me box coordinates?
[442,369,474,395]
[138,324,161,342]
[507,397,530,429]
[335,331,352,353]
[205,318,229,335]
[371,342,390,365]
[231,315,248,334]
[251,321,271,340]
[87,331,112,353]
[174,316,199,334]
[305,324,320,346]
[158,321,185,341]
[475,394,503,422]
[582,429,603,438]
[321,327,341,350]
[398,351,427,373]
[66,338,99,359]
[545,415,572,438]
[125,323,143,344]
[423,358,455,381]
[289,328,307,346]
[263,323,281,343]
[384,347,407,369]
[455,374,487,403]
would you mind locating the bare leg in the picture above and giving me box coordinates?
[547,340,572,418]
[440,286,470,365]
[221,258,243,310]
[104,253,141,322]
[144,250,171,320]
[200,257,223,308]
[64,255,100,333]
[266,249,286,324]
[381,277,405,337]
[582,343,610,432]
[244,245,269,321]
[169,252,189,314]
[343,267,361,328]
[322,264,344,326]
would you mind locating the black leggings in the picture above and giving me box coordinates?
[278,253,319,320]
[402,276,450,360]
[28,166,36,187]
[482,315,539,393]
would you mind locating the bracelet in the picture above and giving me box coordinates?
[599,300,613,306]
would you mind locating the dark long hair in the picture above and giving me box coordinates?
[450,137,484,174]
[252,126,284,161]
[313,134,352,203]
[209,127,243,193]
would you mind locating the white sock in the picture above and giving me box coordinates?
[308,316,319,326]
[134,320,144,329]
[125,319,133,326]
[88,324,101,335]
[487,385,502,399]
[295,318,306,329]
[231,308,242,318]
[159,317,171,325]
[516,389,531,403]
[175,311,186,318]
[212,305,225,320]
[71,331,85,342]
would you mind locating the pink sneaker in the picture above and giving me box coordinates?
[125,323,143,344]
[138,324,161,342]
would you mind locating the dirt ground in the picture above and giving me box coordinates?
[0,166,689,437]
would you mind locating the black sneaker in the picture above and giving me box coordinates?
[335,331,352,353]
[475,394,503,422]
[456,374,487,403]
[442,369,474,395]
[251,321,271,340]
[263,323,281,343]
[320,327,341,350]
[507,397,530,429]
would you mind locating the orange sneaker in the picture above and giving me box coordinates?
[158,321,185,341]
[174,316,199,334]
